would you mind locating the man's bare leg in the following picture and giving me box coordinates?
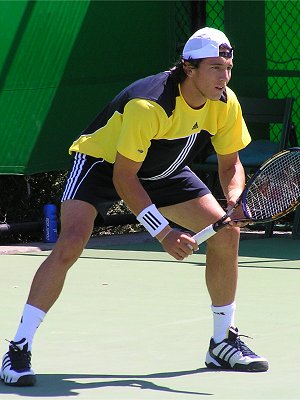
[27,200,97,312]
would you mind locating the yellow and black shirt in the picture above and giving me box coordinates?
[69,71,251,180]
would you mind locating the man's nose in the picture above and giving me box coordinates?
[220,71,230,83]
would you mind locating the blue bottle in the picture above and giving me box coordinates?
[43,204,58,243]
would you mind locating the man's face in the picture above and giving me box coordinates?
[187,56,233,102]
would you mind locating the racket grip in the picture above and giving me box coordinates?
[192,224,216,245]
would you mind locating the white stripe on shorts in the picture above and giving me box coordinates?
[61,153,105,202]
[61,153,87,201]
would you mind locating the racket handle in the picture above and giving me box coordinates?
[192,224,217,245]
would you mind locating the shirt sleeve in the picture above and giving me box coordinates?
[116,98,164,162]
[211,90,251,155]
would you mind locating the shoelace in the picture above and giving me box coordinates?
[5,339,32,370]
[234,334,257,357]
[5,339,20,351]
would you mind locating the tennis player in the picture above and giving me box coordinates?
[1,27,268,386]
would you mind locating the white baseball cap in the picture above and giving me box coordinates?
[182,27,233,60]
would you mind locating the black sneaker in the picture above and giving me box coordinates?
[205,326,269,372]
[1,339,36,386]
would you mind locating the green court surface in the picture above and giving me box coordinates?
[0,233,299,400]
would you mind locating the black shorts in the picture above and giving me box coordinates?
[61,153,211,218]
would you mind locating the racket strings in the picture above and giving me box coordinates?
[245,152,300,220]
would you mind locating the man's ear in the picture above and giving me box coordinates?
[182,61,194,77]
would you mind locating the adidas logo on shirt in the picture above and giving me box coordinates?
[192,122,198,130]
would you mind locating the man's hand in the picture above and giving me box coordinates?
[226,203,250,228]
[158,229,199,260]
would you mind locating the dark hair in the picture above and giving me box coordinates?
[169,58,203,84]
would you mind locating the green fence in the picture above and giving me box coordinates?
[265,1,299,142]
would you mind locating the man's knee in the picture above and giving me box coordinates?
[54,200,96,265]
[51,229,91,266]
[206,227,240,252]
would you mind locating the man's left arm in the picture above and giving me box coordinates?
[217,151,245,210]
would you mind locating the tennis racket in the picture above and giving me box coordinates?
[193,147,300,245]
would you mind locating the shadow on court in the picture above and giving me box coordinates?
[9,235,300,278]
[81,232,300,262]
[0,369,214,397]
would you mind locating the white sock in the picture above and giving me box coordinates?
[211,302,236,343]
[13,304,46,351]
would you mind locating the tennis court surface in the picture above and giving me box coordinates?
[0,232,299,400]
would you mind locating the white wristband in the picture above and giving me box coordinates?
[137,204,169,237]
